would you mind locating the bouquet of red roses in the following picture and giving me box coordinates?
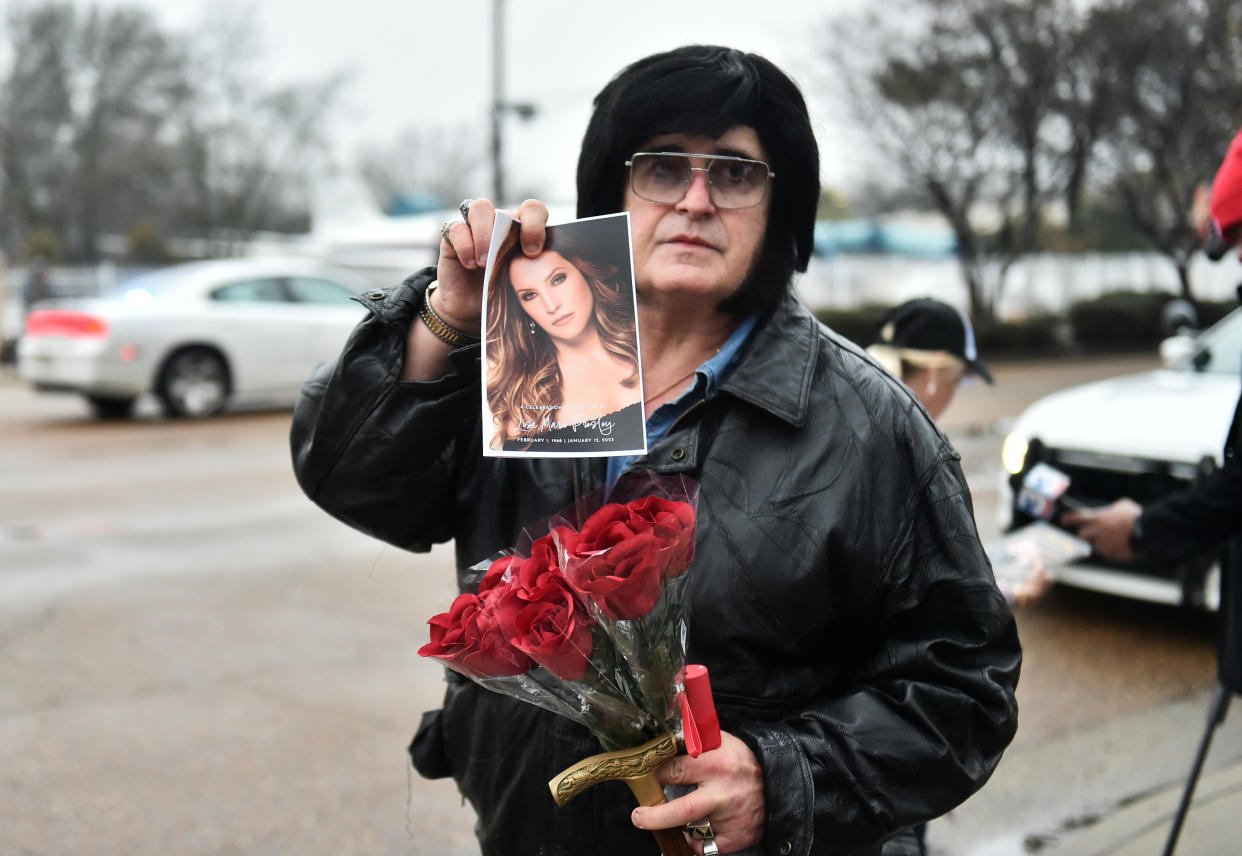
[418,470,698,754]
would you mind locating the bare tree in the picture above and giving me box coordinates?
[68,4,188,259]
[0,3,75,257]
[165,1,348,252]
[1089,0,1242,300]
[827,0,1242,311]
[0,1,347,261]
[0,3,194,260]
[1056,3,1125,235]
[357,124,487,214]
[825,0,1080,320]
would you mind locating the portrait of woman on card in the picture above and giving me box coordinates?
[484,213,645,455]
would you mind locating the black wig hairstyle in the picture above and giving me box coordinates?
[576,45,820,316]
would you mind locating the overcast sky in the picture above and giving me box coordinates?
[96,0,870,206]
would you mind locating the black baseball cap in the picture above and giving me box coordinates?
[876,298,994,384]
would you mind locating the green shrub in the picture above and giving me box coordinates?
[1067,291,1172,348]
[126,221,172,263]
[22,228,63,263]
[1065,291,1237,349]
[974,315,1063,356]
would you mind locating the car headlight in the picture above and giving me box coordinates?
[1001,432,1029,476]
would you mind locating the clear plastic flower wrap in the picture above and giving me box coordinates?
[418,469,699,753]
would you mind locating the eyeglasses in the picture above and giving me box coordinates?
[625,152,775,209]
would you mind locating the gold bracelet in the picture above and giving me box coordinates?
[419,282,480,348]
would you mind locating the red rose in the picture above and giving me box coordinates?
[625,497,696,576]
[478,525,575,595]
[479,555,520,594]
[494,542,594,681]
[519,530,571,585]
[418,591,531,678]
[566,497,696,620]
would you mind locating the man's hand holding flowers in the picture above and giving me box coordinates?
[634,731,766,855]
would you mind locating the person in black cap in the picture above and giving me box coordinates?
[869,299,1038,856]
[866,297,994,420]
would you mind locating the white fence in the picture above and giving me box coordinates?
[797,251,1242,318]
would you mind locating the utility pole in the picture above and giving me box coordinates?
[491,0,506,205]
[490,0,535,205]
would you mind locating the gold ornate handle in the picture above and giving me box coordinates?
[548,731,693,856]
[548,731,678,806]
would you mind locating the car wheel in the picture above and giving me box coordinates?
[157,347,229,418]
[86,395,136,420]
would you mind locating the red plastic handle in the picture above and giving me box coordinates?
[680,664,721,756]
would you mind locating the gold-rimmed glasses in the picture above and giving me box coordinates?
[625,152,774,209]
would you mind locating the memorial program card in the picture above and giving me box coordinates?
[480,211,646,458]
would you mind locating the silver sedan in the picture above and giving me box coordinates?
[17,256,374,419]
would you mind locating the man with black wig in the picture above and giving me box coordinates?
[291,45,1020,856]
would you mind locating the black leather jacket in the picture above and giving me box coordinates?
[1140,390,1242,562]
[290,268,1021,856]
[1141,388,1242,690]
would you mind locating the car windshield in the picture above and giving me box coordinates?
[1171,307,1242,375]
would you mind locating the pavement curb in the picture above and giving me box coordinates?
[1044,758,1242,855]
[926,688,1242,856]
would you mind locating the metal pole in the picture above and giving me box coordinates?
[1161,684,1232,856]
[491,0,505,205]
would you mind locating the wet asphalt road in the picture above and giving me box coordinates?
[0,355,1234,856]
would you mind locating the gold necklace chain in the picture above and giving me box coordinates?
[643,369,699,405]
[642,348,722,406]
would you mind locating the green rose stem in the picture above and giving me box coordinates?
[601,580,690,736]
[576,622,661,751]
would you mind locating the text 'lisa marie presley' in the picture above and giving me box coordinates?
[518,413,619,437]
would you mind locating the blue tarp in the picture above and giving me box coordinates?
[813,219,957,258]
[384,193,445,217]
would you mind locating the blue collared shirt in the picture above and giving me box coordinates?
[606,315,758,489]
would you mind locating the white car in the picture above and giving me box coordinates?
[17,257,372,419]
[999,307,1242,609]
